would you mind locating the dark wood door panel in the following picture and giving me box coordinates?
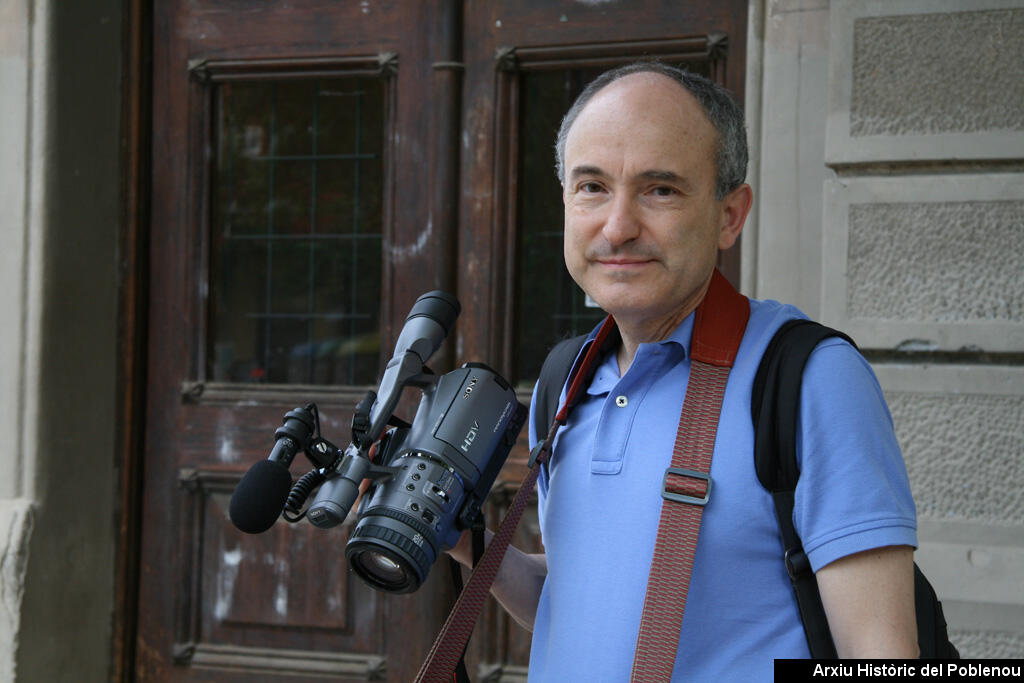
[154,1,451,351]
[166,1,401,58]
[467,1,740,48]
[173,468,384,673]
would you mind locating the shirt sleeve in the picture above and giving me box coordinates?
[793,339,918,571]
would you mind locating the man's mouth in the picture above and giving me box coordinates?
[595,258,654,267]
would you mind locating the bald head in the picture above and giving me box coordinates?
[554,63,747,201]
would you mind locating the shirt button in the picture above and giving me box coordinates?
[615,395,628,407]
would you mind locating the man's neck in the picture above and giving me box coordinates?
[613,306,692,376]
[607,274,716,376]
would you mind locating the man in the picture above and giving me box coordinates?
[451,63,919,679]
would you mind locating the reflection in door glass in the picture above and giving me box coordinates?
[209,78,385,385]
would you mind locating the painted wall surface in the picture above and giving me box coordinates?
[0,0,41,678]
[750,0,1024,657]
[1,0,121,680]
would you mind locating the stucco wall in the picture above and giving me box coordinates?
[1,0,122,679]
[0,0,42,678]
[749,0,1024,657]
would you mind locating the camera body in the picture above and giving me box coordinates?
[346,363,526,592]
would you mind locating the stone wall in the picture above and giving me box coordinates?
[749,0,1024,657]
[0,0,121,679]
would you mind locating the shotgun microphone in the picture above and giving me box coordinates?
[229,406,315,534]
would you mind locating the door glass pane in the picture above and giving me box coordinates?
[209,77,385,385]
[515,63,712,385]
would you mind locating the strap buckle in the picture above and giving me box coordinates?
[784,547,812,580]
[661,467,711,506]
[527,439,547,469]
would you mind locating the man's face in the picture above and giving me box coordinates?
[562,72,743,331]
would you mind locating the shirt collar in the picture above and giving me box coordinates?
[577,312,696,396]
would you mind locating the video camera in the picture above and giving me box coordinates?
[228,291,527,594]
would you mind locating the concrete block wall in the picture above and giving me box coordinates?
[749,0,1024,657]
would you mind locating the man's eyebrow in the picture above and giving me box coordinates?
[638,169,695,191]
[568,165,607,182]
[568,166,699,193]
[640,169,681,182]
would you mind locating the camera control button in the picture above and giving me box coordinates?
[615,395,628,408]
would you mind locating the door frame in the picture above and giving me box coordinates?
[113,0,152,679]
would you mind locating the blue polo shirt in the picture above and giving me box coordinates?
[527,298,917,681]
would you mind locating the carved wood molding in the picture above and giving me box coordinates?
[495,34,727,72]
[182,642,386,680]
[189,54,397,82]
[181,380,371,407]
[177,466,239,491]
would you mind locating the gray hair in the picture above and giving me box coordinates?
[554,62,748,200]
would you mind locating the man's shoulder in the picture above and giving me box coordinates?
[739,299,866,381]
[746,296,806,328]
[746,298,859,356]
[739,298,807,360]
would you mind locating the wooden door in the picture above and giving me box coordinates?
[134,1,745,680]
[137,3,461,681]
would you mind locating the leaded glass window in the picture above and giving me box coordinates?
[208,77,385,385]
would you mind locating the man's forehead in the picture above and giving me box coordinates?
[568,73,715,147]
[564,74,717,185]
[583,71,706,120]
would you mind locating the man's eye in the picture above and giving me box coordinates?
[651,186,675,197]
[580,182,603,193]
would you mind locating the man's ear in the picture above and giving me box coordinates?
[717,184,753,251]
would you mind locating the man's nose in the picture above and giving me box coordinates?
[601,194,641,246]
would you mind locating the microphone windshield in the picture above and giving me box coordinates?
[229,459,293,534]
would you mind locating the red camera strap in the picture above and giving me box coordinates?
[415,269,748,683]
[631,270,749,681]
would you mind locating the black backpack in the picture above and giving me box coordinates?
[533,320,959,659]
[752,319,958,659]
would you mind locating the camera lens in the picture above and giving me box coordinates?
[365,552,402,577]
[349,548,413,592]
[346,507,437,593]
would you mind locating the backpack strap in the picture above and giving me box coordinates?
[752,320,855,492]
[751,319,853,659]
[533,334,588,443]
